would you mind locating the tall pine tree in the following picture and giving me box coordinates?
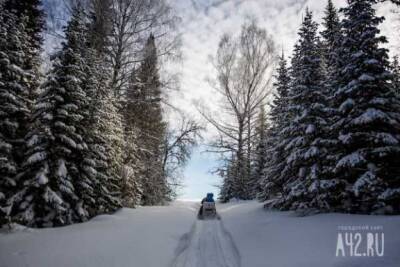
[3,0,44,53]
[0,9,32,224]
[332,0,400,214]
[82,18,125,213]
[314,0,348,212]
[250,105,268,199]
[83,55,124,213]
[125,34,168,206]
[9,7,93,226]
[260,53,291,202]
[219,154,237,202]
[320,0,341,69]
[3,0,44,101]
[391,56,400,97]
[275,10,331,212]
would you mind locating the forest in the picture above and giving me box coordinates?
[0,0,400,231]
[212,0,400,216]
[0,0,202,227]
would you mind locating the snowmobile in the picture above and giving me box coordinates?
[198,193,219,220]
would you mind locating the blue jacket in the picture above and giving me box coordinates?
[205,193,214,202]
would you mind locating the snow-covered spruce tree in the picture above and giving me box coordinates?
[320,0,342,92]
[3,0,44,101]
[331,0,400,214]
[219,155,237,202]
[320,0,341,69]
[3,0,44,53]
[82,9,125,213]
[125,34,168,206]
[260,53,291,202]
[277,9,332,212]
[312,0,348,212]
[391,56,400,97]
[250,105,268,199]
[83,56,124,213]
[0,10,31,224]
[9,7,94,226]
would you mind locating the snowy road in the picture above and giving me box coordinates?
[171,219,241,267]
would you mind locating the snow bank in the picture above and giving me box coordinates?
[219,201,400,267]
[0,201,196,267]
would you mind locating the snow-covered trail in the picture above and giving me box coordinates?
[171,219,241,267]
[2,201,399,267]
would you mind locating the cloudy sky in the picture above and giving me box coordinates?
[171,0,399,199]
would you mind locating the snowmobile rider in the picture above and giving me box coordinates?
[199,193,214,216]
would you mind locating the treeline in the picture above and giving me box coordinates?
[215,0,400,215]
[0,0,199,227]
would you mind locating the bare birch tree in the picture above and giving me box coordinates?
[200,21,276,200]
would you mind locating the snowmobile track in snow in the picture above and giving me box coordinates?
[171,219,241,267]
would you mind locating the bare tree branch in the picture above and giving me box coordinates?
[199,20,277,199]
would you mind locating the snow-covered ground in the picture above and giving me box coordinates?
[219,201,400,267]
[1,201,399,267]
[172,219,240,267]
[0,201,196,267]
